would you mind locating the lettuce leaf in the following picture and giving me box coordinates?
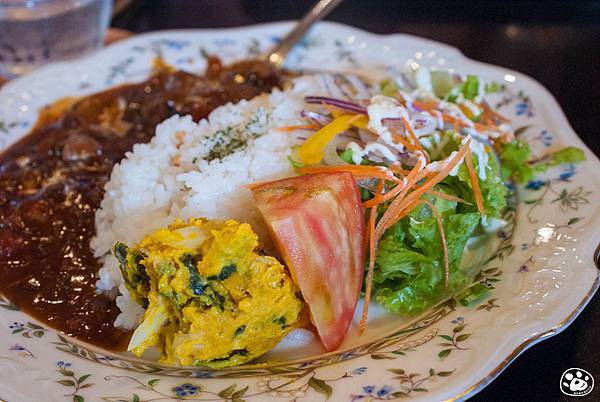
[371,129,586,315]
[484,81,500,94]
[380,79,400,97]
[461,75,480,100]
[371,136,509,314]
[546,146,585,166]
[430,71,455,98]
[499,140,537,182]
[373,212,481,314]
[500,141,586,183]
[424,135,507,218]
[339,148,354,164]
[440,152,507,218]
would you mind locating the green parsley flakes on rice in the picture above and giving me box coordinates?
[92,75,330,329]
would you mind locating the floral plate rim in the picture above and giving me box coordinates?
[1,21,599,402]
[450,259,599,400]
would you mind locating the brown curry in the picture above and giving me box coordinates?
[0,58,281,350]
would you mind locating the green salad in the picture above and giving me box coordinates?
[292,66,585,322]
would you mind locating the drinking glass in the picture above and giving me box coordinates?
[0,0,112,78]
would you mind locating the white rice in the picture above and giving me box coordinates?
[92,75,329,329]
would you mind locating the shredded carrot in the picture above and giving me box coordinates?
[362,179,384,250]
[392,133,420,151]
[389,163,411,176]
[364,206,377,256]
[442,114,466,129]
[363,180,384,244]
[368,178,386,206]
[359,140,477,331]
[360,165,430,332]
[401,117,423,150]
[464,147,485,215]
[409,100,507,139]
[362,196,450,333]
[375,197,422,242]
[444,114,487,133]
[276,124,321,132]
[374,181,421,234]
[441,114,458,124]
[363,160,427,208]
[372,163,428,232]
[474,121,499,132]
[376,138,472,236]
[361,164,427,330]
[297,164,400,183]
[359,208,378,333]
[479,112,494,126]
[421,199,449,288]
[458,104,479,120]
[442,109,500,135]
[413,100,439,111]
[360,179,384,334]
[482,101,511,124]
[426,189,471,204]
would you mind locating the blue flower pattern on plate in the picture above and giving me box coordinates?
[56,360,71,369]
[558,164,577,182]
[351,366,367,375]
[526,179,546,190]
[173,383,200,397]
[0,28,594,402]
[451,317,464,325]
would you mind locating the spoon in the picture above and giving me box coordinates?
[265,0,344,68]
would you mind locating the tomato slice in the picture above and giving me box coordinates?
[251,172,365,351]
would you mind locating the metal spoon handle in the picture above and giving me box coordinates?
[265,0,344,68]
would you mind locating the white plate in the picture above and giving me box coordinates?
[1,22,599,402]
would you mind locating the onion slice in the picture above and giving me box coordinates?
[346,74,371,100]
[304,96,367,115]
[301,110,332,126]
[323,135,350,166]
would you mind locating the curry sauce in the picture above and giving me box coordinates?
[0,58,281,350]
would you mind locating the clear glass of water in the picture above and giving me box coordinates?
[0,0,113,78]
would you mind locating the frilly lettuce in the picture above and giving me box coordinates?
[370,72,586,316]
[500,141,586,183]
[374,211,481,314]
[371,138,508,314]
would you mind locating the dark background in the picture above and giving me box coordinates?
[113,1,600,400]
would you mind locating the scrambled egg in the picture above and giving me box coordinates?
[114,218,304,367]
